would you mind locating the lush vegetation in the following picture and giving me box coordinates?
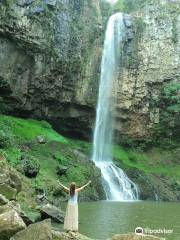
[113,145,180,178]
[153,82,180,145]
[1,113,179,183]
[0,114,97,210]
[113,0,152,13]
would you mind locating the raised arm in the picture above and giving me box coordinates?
[76,180,91,192]
[57,181,69,193]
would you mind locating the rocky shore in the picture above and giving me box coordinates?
[0,157,161,240]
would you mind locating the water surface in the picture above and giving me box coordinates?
[59,201,180,240]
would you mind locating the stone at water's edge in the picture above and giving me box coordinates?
[111,234,161,240]
[40,203,65,223]
[0,209,26,240]
[52,230,93,240]
[10,219,52,240]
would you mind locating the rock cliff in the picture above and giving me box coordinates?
[0,0,179,142]
[113,0,180,143]
[0,0,104,139]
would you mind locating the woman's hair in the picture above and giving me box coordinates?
[70,182,76,197]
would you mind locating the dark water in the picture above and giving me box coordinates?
[59,201,180,240]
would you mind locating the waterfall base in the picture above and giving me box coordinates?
[95,161,139,201]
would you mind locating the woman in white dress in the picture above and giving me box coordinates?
[58,180,91,232]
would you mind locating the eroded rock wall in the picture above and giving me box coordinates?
[0,0,104,138]
[0,0,179,142]
[114,1,180,142]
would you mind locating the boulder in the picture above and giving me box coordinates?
[44,0,56,7]
[22,156,40,178]
[0,183,17,200]
[37,135,47,144]
[40,204,65,223]
[111,234,161,240]
[0,200,34,225]
[0,165,22,200]
[10,219,52,240]
[0,194,9,205]
[52,230,92,240]
[56,165,68,176]
[0,209,26,240]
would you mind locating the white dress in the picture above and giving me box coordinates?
[64,192,78,231]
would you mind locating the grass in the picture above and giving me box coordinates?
[0,114,68,144]
[0,113,179,207]
[1,114,179,179]
[113,145,180,178]
[0,114,96,217]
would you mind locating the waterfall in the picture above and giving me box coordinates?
[92,13,139,201]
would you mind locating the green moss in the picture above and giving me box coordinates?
[113,145,180,178]
[66,166,89,185]
[4,147,21,167]
[0,114,67,144]
[113,0,152,13]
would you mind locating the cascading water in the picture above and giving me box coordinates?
[92,13,139,201]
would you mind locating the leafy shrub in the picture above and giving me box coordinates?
[154,82,180,143]
[0,124,15,148]
[66,166,89,185]
[22,154,40,178]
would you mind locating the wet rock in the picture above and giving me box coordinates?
[40,204,65,223]
[123,14,133,28]
[126,168,179,202]
[10,219,52,240]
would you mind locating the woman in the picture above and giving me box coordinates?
[58,180,91,232]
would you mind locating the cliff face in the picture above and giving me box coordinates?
[0,0,104,138]
[0,0,179,142]
[114,1,180,143]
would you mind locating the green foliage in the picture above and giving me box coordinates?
[54,152,69,165]
[153,82,180,144]
[113,0,152,13]
[0,129,14,148]
[163,82,180,106]
[5,147,21,167]
[113,0,124,12]
[66,166,89,185]
[0,119,15,148]
[0,115,67,144]
[22,154,40,175]
[4,0,14,7]
[113,145,180,177]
